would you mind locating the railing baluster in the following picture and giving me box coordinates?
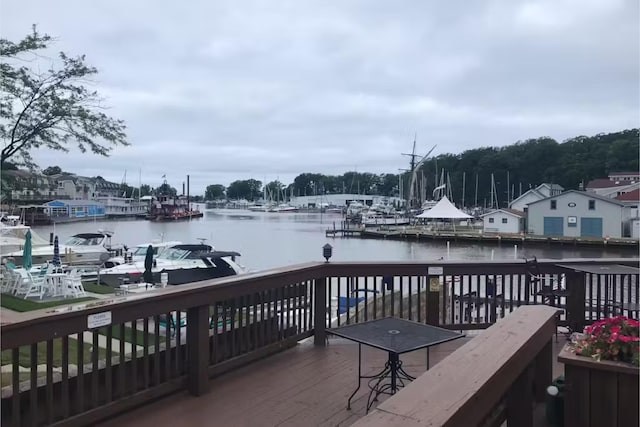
[142,318,150,390]
[30,343,37,427]
[76,333,84,414]
[46,339,54,424]
[106,326,113,402]
[131,320,138,394]
[61,336,69,418]
[153,316,160,386]
[92,331,99,408]
[119,324,126,397]
[175,311,182,373]
[164,312,171,379]
[12,347,20,427]
[211,304,219,363]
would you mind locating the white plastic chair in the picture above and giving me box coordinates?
[64,269,87,298]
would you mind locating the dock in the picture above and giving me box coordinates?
[326,225,640,248]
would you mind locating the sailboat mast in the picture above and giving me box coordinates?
[462,172,466,207]
[474,173,479,207]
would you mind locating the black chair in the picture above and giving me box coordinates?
[525,257,571,341]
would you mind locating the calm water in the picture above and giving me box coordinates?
[33,206,636,272]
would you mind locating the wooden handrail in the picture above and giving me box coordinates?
[352,305,560,427]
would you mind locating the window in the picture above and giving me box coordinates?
[588,200,595,210]
[502,218,508,224]
[550,200,557,210]
[488,218,495,223]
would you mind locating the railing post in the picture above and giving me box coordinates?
[314,277,327,346]
[187,304,210,396]
[566,271,585,333]
[506,365,534,427]
[426,269,441,326]
[533,339,552,402]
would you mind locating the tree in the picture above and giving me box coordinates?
[155,183,177,196]
[0,25,128,166]
[227,179,262,200]
[139,184,152,197]
[205,184,225,200]
[42,165,62,175]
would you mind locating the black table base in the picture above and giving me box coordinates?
[347,344,416,412]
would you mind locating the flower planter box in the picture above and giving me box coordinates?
[558,344,639,427]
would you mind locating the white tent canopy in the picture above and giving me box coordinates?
[415,196,472,219]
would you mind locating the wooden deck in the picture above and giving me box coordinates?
[97,335,566,427]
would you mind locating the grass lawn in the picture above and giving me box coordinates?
[0,294,95,312]
[97,325,165,346]
[82,283,116,294]
[0,372,44,388]
[0,337,111,368]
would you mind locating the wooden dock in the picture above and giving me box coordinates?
[326,226,639,248]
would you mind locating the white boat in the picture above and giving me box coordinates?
[95,243,246,287]
[5,230,120,265]
[0,222,50,256]
[361,213,410,227]
[102,240,183,268]
[268,203,299,213]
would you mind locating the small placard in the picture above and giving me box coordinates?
[429,277,441,292]
[87,311,112,329]
[428,266,443,275]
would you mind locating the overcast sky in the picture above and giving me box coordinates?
[1,0,638,193]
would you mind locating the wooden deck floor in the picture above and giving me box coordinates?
[98,335,566,427]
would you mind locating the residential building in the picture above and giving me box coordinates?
[617,189,640,238]
[585,171,640,198]
[526,190,625,238]
[481,209,525,234]
[509,183,564,212]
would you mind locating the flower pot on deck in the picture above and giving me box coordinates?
[558,344,639,427]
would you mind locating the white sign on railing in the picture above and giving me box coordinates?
[87,311,112,329]
[428,266,443,275]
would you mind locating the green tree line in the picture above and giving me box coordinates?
[205,129,639,205]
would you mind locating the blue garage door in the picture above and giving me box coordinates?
[581,217,603,238]
[543,217,564,236]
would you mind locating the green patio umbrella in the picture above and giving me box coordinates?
[22,230,33,270]
[143,245,155,284]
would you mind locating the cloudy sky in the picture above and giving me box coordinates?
[1,0,638,193]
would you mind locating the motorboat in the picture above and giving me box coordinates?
[0,222,50,256]
[5,230,119,265]
[102,240,183,268]
[95,243,246,287]
[361,213,410,227]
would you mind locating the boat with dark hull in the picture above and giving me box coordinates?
[93,244,245,286]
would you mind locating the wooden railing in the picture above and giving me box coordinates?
[351,305,559,427]
[0,258,638,426]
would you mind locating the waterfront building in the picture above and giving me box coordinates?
[585,171,640,198]
[508,183,563,212]
[290,193,404,208]
[480,209,525,234]
[526,190,625,238]
[43,199,106,221]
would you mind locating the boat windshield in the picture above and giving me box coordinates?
[64,236,104,246]
[132,246,162,256]
[159,248,189,260]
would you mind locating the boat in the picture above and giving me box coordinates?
[4,230,120,265]
[267,203,299,213]
[93,196,149,218]
[0,222,50,256]
[95,243,246,287]
[147,194,204,221]
[102,240,183,268]
[361,213,410,227]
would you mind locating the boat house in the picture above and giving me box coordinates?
[44,199,106,221]
[481,208,525,234]
[526,190,625,238]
